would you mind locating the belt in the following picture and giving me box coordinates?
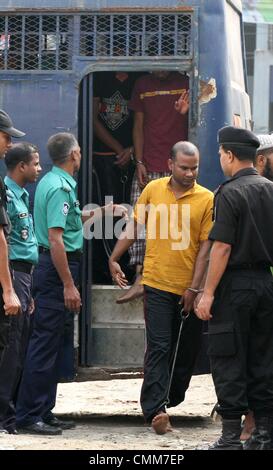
[38,246,82,261]
[10,260,34,274]
[227,262,270,271]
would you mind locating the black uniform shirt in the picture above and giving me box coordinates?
[0,176,10,234]
[209,167,273,266]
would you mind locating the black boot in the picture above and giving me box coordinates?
[209,418,243,450]
[244,416,272,450]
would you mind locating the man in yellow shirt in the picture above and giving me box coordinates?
[109,141,213,434]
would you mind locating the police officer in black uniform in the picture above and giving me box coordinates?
[196,126,273,450]
[0,110,24,433]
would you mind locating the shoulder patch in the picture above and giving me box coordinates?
[6,189,14,202]
[61,182,71,193]
[62,202,70,216]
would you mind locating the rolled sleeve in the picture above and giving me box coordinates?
[209,191,237,245]
[209,221,236,245]
[199,196,214,241]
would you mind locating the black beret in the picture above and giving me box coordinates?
[218,126,260,149]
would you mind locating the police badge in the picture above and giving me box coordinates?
[21,228,29,240]
[62,202,70,215]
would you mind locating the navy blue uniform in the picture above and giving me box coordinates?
[16,167,82,427]
[0,176,37,432]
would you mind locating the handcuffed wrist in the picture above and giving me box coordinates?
[186,287,204,294]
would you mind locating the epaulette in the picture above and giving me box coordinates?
[60,178,71,193]
[5,188,14,202]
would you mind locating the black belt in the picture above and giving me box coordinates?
[227,263,270,271]
[38,246,82,261]
[10,260,34,274]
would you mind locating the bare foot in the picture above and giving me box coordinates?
[151,412,173,435]
[116,275,144,304]
[240,412,255,441]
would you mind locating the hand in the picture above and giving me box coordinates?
[104,202,129,221]
[194,292,214,320]
[115,147,133,167]
[174,90,190,115]
[194,292,203,311]
[63,284,81,314]
[28,297,35,315]
[198,79,216,104]
[179,289,196,313]
[3,289,21,316]
[136,164,148,189]
[109,259,128,289]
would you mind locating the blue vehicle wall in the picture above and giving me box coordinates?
[0,0,246,192]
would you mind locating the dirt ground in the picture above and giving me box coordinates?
[0,374,221,450]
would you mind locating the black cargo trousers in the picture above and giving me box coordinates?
[141,285,203,422]
[208,268,273,419]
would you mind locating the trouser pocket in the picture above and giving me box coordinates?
[208,322,236,356]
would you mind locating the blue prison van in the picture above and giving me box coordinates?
[0,0,251,378]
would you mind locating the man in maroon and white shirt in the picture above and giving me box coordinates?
[117,71,189,304]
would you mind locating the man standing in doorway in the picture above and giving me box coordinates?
[92,71,140,283]
[109,141,213,434]
[117,71,189,303]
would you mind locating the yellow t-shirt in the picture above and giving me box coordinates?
[134,177,214,295]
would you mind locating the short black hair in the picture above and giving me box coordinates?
[170,141,199,160]
[5,142,38,170]
[47,132,78,164]
[221,144,256,162]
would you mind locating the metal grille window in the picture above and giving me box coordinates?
[0,15,73,70]
[0,12,193,71]
[80,13,192,58]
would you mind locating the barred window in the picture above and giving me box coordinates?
[0,12,193,71]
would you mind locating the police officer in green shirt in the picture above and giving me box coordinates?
[16,132,128,435]
[0,142,41,434]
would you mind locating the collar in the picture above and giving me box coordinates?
[52,166,77,189]
[214,167,259,197]
[231,167,258,179]
[167,176,197,199]
[4,176,29,200]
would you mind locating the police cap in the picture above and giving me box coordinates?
[0,109,25,138]
[218,126,260,149]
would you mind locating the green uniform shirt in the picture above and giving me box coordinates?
[5,176,39,265]
[34,166,83,252]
